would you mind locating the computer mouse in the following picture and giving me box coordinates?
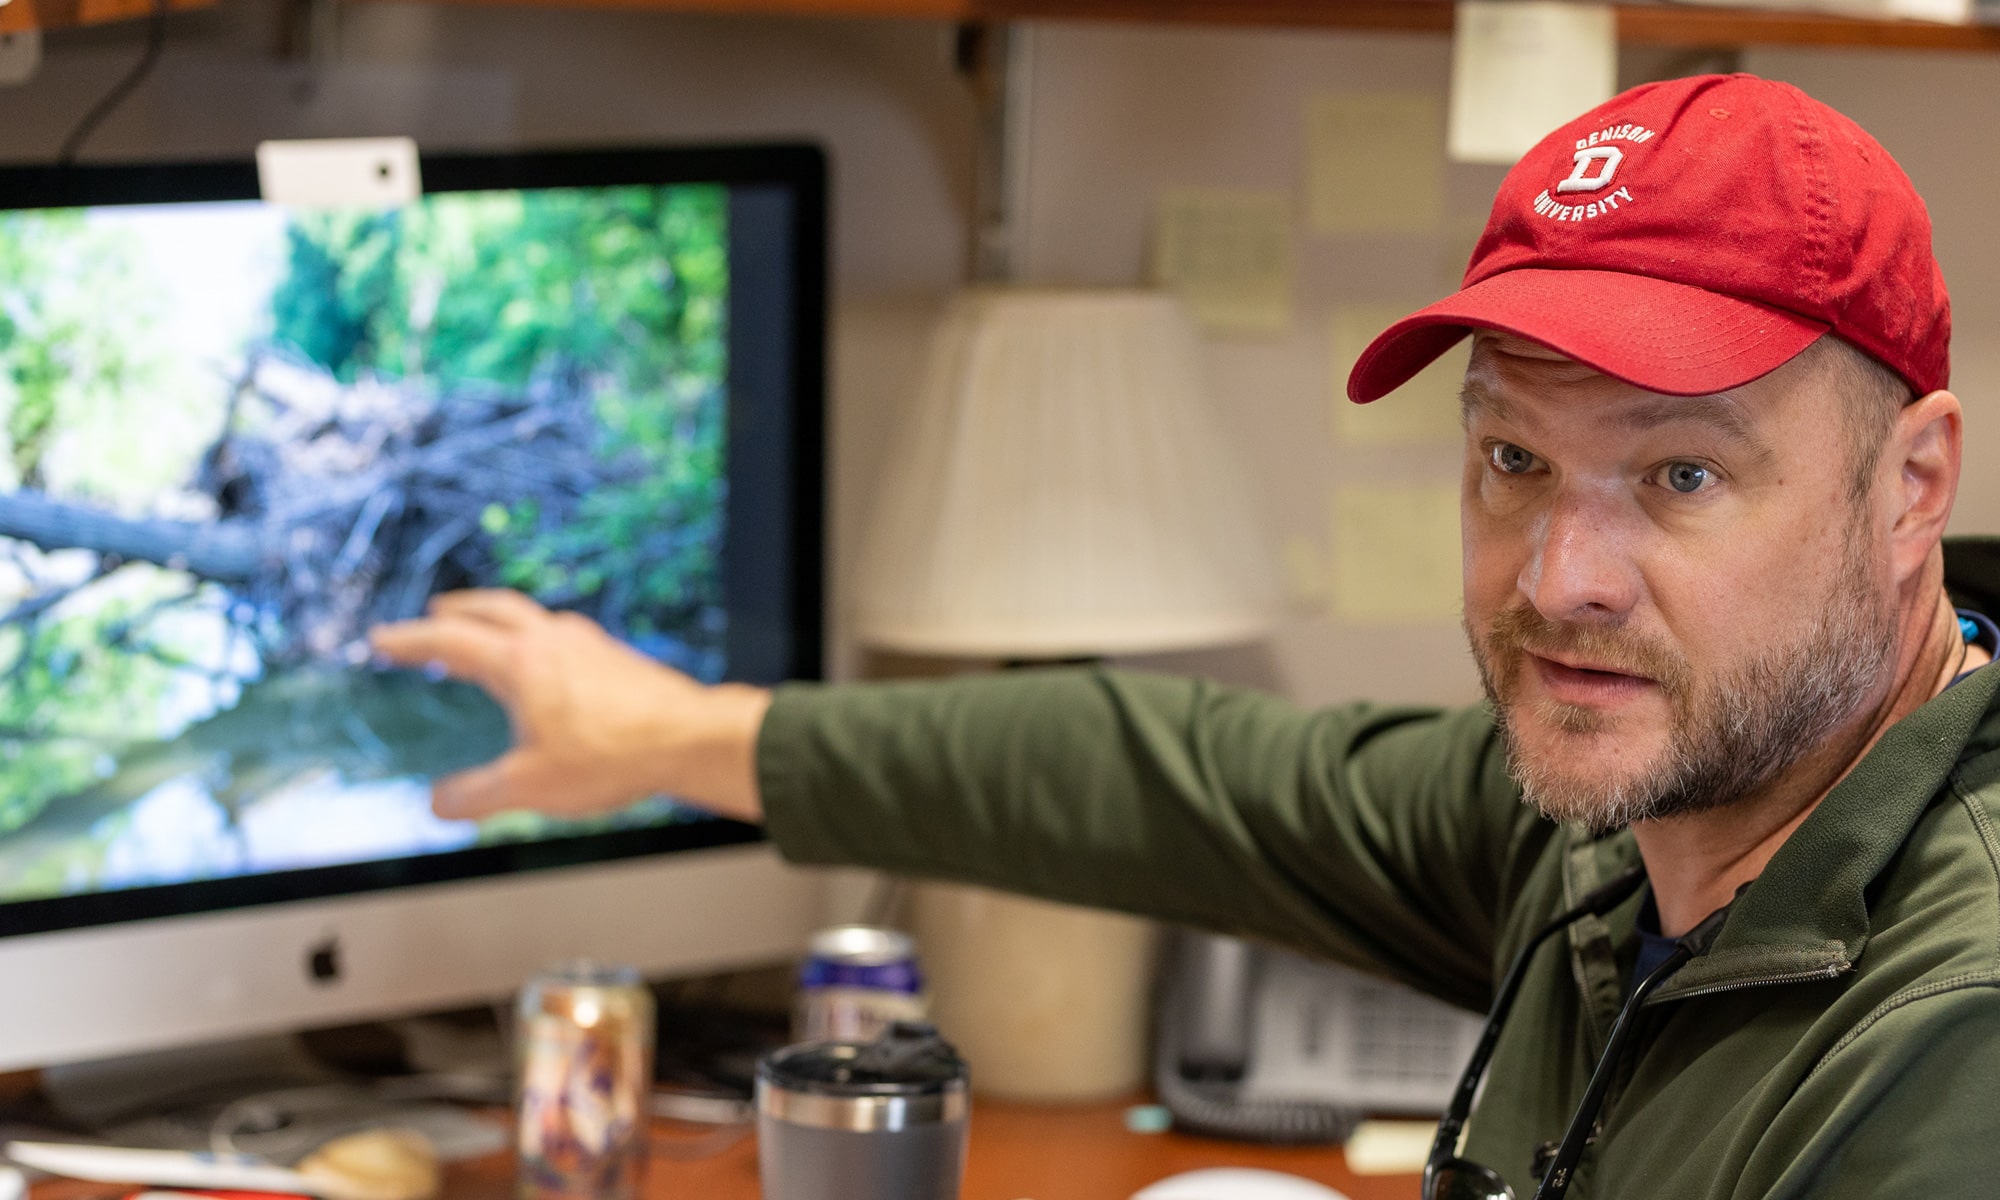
[296,1128,441,1200]
[1130,1166,1354,1200]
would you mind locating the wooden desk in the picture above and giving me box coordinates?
[446,1099,1419,1200]
[25,1100,1417,1200]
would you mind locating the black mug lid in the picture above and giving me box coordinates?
[759,1021,968,1098]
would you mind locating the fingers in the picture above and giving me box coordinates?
[428,589,551,632]
[432,752,640,822]
[369,590,551,691]
[368,617,517,697]
[431,753,536,821]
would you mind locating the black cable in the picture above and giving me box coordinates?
[54,0,171,168]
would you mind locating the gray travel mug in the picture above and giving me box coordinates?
[755,1021,970,1200]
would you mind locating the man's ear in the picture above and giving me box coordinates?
[1886,389,1962,585]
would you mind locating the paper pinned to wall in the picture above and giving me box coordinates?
[1306,93,1444,235]
[1448,1,1616,166]
[1330,304,1468,445]
[1281,535,1329,610]
[1150,188,1295,336]
[1331,485,1462,622]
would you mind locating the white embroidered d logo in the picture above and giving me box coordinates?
[1556,146,1623,195]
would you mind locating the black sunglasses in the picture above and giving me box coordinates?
[1423,866,1732,1200]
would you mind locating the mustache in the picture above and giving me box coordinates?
[1479,606,1691,694]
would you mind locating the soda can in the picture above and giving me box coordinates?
[515,961,655,1200]
[794,925,927,1043]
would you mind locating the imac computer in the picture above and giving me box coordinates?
[0,144,829,1073]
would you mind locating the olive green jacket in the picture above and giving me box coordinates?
[756,543,2000,1198]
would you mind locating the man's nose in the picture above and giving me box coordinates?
[1517,490,1640,622]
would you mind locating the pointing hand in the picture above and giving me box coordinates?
[368,590,769,822]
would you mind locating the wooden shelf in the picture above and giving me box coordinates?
[1616,2,2000,47]
[995,0,2000,50]
[401,0,2000,51]
[1,0,217,35]
[15,0,1983,53]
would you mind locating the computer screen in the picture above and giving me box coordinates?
[0,146,828,1069]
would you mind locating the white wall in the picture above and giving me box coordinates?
[4,9,1994,710]
[1018,24,1502,705]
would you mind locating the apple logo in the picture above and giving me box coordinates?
[307,935,342,986]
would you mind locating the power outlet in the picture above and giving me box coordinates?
[0,27,41,86]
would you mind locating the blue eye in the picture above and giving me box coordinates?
[1490,443,1536,474]
[1664,462,1710,494]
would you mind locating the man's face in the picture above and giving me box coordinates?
[1460,335,1897,833]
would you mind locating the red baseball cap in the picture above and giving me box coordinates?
[1346,74,1950,404]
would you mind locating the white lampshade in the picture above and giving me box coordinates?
[852,287,1281,659]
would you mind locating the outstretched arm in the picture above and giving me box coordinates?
[758,668,1537,1011]
[373,589,1539,1007]
[368,589,770,822]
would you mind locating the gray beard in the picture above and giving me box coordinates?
[1471,564,1893,835]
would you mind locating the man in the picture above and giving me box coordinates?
[373,74,2000,1197]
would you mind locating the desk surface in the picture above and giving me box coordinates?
[23,1099,1417,1200]
[447,1098,1418,1200]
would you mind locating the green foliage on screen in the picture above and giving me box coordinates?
[0,211,162,496]
[0,581,215,838]
[0,184,732,892]
[269,185,729,637]
[0,213,188,837]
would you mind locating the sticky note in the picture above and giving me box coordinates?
[1306,94,1444,235]
[1281,536,1329,610]
[1345,1119,1441,1175]
[1150,188,1295,336]
[1331,485,1462,622]
[1330,304,1468,445]
[1448,1,1616,166]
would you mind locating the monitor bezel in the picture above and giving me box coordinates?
[0,143,827,941]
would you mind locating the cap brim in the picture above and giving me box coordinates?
[1346,268,1830,404]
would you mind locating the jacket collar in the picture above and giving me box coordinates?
[1635,537,2000,1000]
[1650,661,2000,999]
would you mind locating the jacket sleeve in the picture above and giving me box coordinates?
[755,666,1553,1011]
[1751,987,2000,1199]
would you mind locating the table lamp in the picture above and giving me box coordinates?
[852,286,1279,658]
[852,285,1280,1102]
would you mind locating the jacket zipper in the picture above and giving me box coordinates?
[1577,960,1850,1194]
[1647,961,1848,1005]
